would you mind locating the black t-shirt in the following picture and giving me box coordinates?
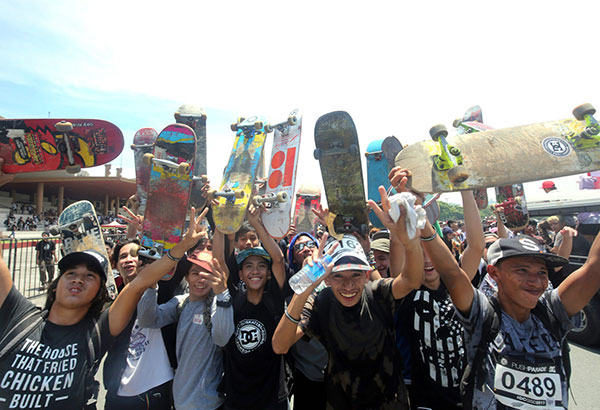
[36,241,55,262]
[0,286,114,410]
[223,279,287,410]
[396,283,464,409]
[300,278,409,410]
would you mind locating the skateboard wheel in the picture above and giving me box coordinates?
[313,148,322,160]
[201,175,209,184]
[206,189,217,200]
[514,196,522,205]
[178,162,191,175]
[66,164,81,174]
[573,103,596,121]
[143,153,154,165]
[429,124,448,141]
[277,192,287,203]
[130,245,140,257]
[265,124,273,133]
[55,121,73,132]
[230,123,239,132]
[49,227,59,236]
[254,121,263,130]
[349,144,359,156]
[447,166,468,185]
[288,115,298,126]
[234,190,245,199]
[252,195,262,206]
[452,118,462,128]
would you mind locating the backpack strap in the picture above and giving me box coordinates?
[460,295,502,410]
[0,307,46,360]
[84,318,102,404]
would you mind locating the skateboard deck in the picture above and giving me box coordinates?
[52,200,117,299]
[141,124,195,263]
[494,184,529,231]
[365,139,388,228]
[131,128,158,215]
[0,118,124,174]
[396,103,600,193]
[257,110,302,239]
[212,116,268,235]
[382,135,403,169]
[174,104,208,210]
[314,111,368,238]
[293,183,321,235]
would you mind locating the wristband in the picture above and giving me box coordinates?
[420,232,437,242]
[166,249,183,261]
[284,306,300,325]
[216,298,232,308]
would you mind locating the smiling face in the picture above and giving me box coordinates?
[373,249,390,277]
[239,255,269,291]
[325,269,368,307]
[489,256,549,311]
[55,264,102,309]
[186,264,213,301]
[422,249,440,288]
[117,243,139,284]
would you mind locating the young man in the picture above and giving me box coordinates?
[36,232,57,288]
[371,230,391,278]
[137,249,233,410]
[272,187,424,410]
[0,207,207,410]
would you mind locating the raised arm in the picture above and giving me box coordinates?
[247,204,286,289]
[460,191,485,280]
[108,207,208,336]
[137,288,180,328]
[558,230,600,317]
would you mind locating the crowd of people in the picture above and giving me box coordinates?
[1,161,600,410]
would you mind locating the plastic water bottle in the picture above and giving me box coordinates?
[289,254,333,294]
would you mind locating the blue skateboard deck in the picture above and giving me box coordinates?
[365,139,387,228]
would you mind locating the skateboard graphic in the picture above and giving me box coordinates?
[453,106,491,209]
[140,124,195,269]
[131,128,158,215]
[395,103,600,193]
[211,116,268,235]
[293,183,322,235]
[314,111,368,238]
[256,110,302,239]
[174,104,208,210]
[493,184,529,231]
[51,200,117,299]
[0,118,124,174]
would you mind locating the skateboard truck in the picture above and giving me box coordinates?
[313,141,359,160]
[264,114,298,133]
[252,192,287,207]
[55,121,82,174]
[49,213,93,236]
[207,188,245,203]
[429,124,468,185]
[570,103,600,149]
[143,154,191,175]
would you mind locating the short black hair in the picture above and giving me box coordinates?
[235,221,256,242]
[111,238,140,267]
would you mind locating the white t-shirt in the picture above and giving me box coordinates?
[117,319,174,396]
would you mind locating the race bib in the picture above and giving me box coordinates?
[493,355,563,410]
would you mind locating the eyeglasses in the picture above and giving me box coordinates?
[294,241,316,252]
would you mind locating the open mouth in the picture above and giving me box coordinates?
[68,286,82,294]
[340,291,358,299]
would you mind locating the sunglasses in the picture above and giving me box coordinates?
[294,241,316,252]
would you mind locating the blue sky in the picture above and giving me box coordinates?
[1,0,599,205]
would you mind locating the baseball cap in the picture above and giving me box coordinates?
[487,235,568,268]
[187,249,213,272]
[541,181,556,189]
[58,250,109,279]
[236,247,272,266]
[324,235,371,272]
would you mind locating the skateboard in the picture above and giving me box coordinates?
[140,124,195,270]
[174,104,209,210]
[382,135,403,169]
[493,184,529,231]
[255,110,302,239]
[293,183,321,235]
[0,118,124,174]
[453,106,490,209]
[50,200,117,299]
[131,128,158,215]
[211,116,268,235]
[395,103,600,193]
[314,111,368,238]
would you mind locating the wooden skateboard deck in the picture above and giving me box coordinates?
[52,200,117,299]
[396,104,600,193]
[174,104,208,210]
[314,111,368,238]
[131,128,158,215]
[141,124,195,261]
[0,118,124,174]
[293,183,321,235]
[258,110,302,239]
[494,184,529,231]
[212,116,268,235]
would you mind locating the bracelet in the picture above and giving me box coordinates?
[420,232,437,242]
[216,298,232,308]
[166,249,183,261]
[284,306,300,325]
